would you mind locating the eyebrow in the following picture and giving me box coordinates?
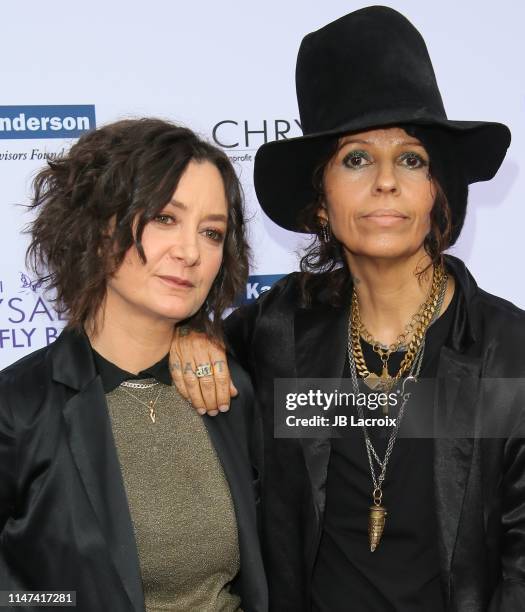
[340,138,424,147]
[168,199,227,223]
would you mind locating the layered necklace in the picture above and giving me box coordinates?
[350,263,447,412]
[348,263,448,552]
[119,379,163,424]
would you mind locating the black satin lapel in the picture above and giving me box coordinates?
[294,304,348,380]
[50,328,95,390]
[434,346,482,581]
[443,255,478,352]
[63,377,145,612]
[203,413,267,612]
[294,305,348,522]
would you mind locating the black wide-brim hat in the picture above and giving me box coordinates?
[254,5,511,244]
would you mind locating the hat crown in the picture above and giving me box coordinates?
[296,6,447,134]
[253,5,510,243]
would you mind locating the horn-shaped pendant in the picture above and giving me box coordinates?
[368,504,387,552]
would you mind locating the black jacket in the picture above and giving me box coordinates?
[0,330,268,612]
[224,255,525,612]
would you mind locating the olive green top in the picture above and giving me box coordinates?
[106,381,241,612]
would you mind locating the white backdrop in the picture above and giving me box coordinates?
[0,0,523,369]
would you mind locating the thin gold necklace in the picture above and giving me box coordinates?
[119,381,163,424]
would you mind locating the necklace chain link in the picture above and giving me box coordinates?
[351,264,446,388]
[347,266,448,486]
[120,379,159,390]
[346,267,448,551]
[118,380,163,423]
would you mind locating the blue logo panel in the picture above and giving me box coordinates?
[0,105,96,139]
[236,274,285,305]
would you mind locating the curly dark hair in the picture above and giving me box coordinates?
[26,118,249,339]
[298,135,452,307]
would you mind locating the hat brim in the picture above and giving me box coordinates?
[254,112,511,232]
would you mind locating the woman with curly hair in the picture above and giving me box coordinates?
[0,118,267,612]
[171,7,525,612]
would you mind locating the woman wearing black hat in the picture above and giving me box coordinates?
[171,6,525,611]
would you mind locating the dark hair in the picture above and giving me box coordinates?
[26,118,249,339]
[298,134,452,307]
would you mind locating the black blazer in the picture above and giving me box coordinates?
[224,255,525,612]
[0,330,268,612]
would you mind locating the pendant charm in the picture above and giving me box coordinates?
[149,402,156,424]
[368,504,387,552]
[364,365,393,394]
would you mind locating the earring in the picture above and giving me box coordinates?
[320,222,331,243]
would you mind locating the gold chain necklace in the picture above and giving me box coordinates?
[351,264,447,411]
[359,295,430,353]
[348,268,449,552]
[119,381,164,424]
